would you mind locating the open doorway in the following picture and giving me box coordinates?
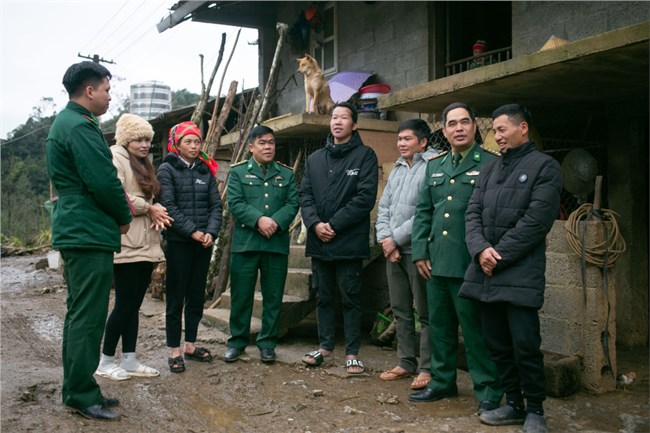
[446,1,512,75]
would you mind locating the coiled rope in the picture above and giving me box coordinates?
[565,203,626,268]
[564,202,626,379]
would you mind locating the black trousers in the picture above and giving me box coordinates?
[312,258,363,356]
[165,241,212,347]
[102,261,154,356]
[479,301,546,409]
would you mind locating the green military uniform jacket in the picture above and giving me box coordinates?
[412,142,498,278]
[46,101,133,252]
[228,158,299,254]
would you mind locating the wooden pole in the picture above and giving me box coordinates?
[191,33,226,126]
[205,80,238,156]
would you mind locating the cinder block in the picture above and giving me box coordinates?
[547,220,570,253]
[455,341,581,396]
[540,316,581,355]
[544,351,581,397]
[545,252,606,288]
[542,284,584,321]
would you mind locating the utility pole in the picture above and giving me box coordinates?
[77,53,116,65]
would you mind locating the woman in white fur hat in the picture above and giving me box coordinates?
[95,114,172,380]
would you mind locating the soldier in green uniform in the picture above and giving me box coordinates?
[46,61,132,420]
[409,102,504,414]
[224,126,299,363]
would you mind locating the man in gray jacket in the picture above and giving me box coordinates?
[376,119,438,390]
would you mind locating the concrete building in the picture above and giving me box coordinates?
[157,1,649,394]
[130,81,172,120]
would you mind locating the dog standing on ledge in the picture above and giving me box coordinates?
[297,54,335,115]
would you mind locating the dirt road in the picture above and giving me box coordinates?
[1,253,648,433]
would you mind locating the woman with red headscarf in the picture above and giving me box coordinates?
[157,121,222,373]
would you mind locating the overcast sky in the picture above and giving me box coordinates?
[0,1,259,139]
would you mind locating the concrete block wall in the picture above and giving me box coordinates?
[274,2,431,119]
[512,1,650,56]
[543,220,618,393]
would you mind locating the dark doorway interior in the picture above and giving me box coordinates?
[447,1,512,64]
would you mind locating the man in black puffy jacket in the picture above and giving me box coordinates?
[299,102,378,374]
[460,104,562,433]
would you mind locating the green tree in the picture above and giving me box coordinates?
[1,100,56,246]
[171,88,200,109]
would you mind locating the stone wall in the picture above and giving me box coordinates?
[512,1,650,56]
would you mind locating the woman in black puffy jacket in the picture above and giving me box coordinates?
[157,121,222,373]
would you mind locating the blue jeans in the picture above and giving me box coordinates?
[312,258,362,356]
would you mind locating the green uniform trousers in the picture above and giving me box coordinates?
[60,249,113,409]
[228,251,288,350]
[427,275,503,402]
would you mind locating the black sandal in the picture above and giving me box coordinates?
[184,347,213,362]
[168,356,185,373]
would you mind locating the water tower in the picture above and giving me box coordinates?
[129,81,172,119]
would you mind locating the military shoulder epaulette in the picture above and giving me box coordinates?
[231,160,248,167]
[428,150,448,161]
[276,161,294,170]
[480,145,501,156]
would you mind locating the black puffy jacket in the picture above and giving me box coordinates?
[459,142,562,309]
[157,153,222,243]
[300,131,378,260]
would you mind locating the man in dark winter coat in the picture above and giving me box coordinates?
[299,102,378,374]
[459,104,562,433]
[46,61,132,420]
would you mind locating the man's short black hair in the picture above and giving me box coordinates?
[442,102,477,125]
[332,101,358,123]
[397,118,431,144]
[62,61,112,98]
[492,103,532,127]
[248,125,274,143]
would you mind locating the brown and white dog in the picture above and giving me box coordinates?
[297,54,335,115]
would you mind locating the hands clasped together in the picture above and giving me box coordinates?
[314,222,336,243]
[380,236,401,263]
[148,203,174,231]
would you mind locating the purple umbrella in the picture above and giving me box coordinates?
[328,71,374,103]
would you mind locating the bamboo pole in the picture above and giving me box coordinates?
[191,33,226,126]
[205,80,238,157]
[208,23,290,302]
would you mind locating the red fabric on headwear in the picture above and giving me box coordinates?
[472,40,487,52]
[167,121,218,177]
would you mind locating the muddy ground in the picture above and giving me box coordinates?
[1,252,648,433]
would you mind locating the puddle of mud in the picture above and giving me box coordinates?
[31,314,63,342]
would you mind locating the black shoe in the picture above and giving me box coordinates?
[477,400,499,415]
[408,385,459,402]
[260,348,276,363]
[523,413,548,433]
[74,404,121,420]
[102,397,119,408]
[224,347,243,363]
[479,405,526,426]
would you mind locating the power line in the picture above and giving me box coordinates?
[104,1,168,58]
[1,125,51,146]
[79,0,130,53]
[91,0,148,56]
